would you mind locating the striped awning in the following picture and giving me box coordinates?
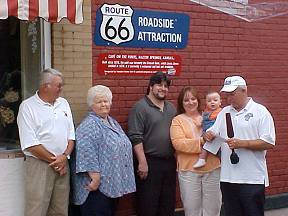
[0,0,83,24]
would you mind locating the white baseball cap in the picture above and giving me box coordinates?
[220,76,247,92]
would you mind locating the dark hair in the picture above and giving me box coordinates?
[177,86,201,114]
[146,71,171,95]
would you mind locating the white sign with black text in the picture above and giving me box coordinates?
[100,4,134,44]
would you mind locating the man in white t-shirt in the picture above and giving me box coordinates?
[204,76,275,216]
[17,68,75,216]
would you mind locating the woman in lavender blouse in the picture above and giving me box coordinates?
[70,85,136,216]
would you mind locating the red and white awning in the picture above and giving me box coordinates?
[0,0,83,24]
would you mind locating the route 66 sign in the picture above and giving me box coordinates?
[99,4,134,44]
[95,4,189,48]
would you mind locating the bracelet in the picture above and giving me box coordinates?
[62,152,70,160]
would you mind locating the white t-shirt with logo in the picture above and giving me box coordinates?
[208,98,275,187]
[17,93,75,157]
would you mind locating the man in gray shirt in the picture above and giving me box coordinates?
[128,71,176,216]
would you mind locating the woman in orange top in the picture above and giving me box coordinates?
[170,86,221,216]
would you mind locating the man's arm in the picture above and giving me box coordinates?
[133,143,148,180]
[27,144,67,175]
[128,103,148,180]
[63,139,75,156]
[228,108,275,151]
[49,140,75,174]
[26,144,55,163]
[227,138,274,151]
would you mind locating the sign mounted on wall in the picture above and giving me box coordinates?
[97,53,181,76]
[94,4,190,49]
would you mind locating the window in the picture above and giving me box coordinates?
[0,17,21,150]
[0,18,50,151]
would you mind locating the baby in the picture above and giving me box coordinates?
[193,91,222,168]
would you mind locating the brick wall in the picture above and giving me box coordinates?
[92,0,288,200]
[52,0,92,124]
[49,0,288,215]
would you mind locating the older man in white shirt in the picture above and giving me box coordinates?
[17,68,75,216]
[204,75,275,216]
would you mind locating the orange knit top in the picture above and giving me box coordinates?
[170,114,220,173]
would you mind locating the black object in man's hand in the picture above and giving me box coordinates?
[226,113,239,164]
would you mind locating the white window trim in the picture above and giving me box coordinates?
[41,20,51,69]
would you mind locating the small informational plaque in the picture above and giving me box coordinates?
[97,53,181,76]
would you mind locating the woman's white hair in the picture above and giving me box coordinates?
[39,68,63,85]
[87,85,112,108]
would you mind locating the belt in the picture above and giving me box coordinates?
[0,151,25,159]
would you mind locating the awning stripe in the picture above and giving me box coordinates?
[18,0,29,20]
[8,0,18,17]
[75,0,83,24]
[58,0,68,23]
[39,0,49,21]
[0,0,83,24]
[48,0,58,23]
[67,0,76,24]
[29,0,39,20]
[0,0,8,18]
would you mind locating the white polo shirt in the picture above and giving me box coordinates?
[208,98,275,187]
[17,92,75,157]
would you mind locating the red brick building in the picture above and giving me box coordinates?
[91,0,288,215]
[0,0,287,215]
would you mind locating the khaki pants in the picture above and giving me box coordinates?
[24,156,70,216]
[178,168,222,216]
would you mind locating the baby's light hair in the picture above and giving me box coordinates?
[205,91,220,99]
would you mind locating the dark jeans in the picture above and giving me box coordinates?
[221,182,265,216]
[135,156,176,216]
[79,190,118,216]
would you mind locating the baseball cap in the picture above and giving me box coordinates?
[220,76,247,92]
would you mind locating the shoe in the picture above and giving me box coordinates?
[193,159,206,168]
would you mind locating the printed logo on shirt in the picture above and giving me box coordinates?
[244,113,253,121]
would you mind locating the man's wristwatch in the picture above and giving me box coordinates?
[62,152,70,160]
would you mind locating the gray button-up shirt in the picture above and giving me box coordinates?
[128,96,176,158]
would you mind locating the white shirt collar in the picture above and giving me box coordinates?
[34,91,61,107]
[229,97,253,114]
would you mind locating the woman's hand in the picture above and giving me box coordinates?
[200,136,206,146]
[85,178,100,191]
[85,172,101,191]
[202,131,216,142]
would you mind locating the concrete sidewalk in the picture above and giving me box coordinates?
[265,208,288,216]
